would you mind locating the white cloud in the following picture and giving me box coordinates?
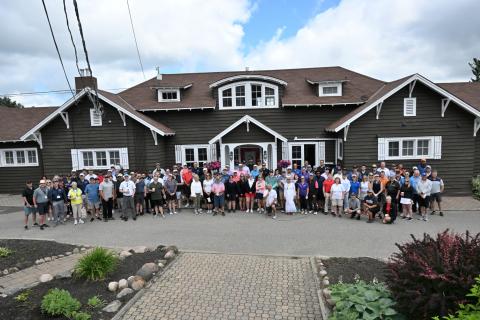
[245,0,480,82]
[0,0,479,107]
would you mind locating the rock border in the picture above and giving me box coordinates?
[310,257,330,320]
[110,251,181,320]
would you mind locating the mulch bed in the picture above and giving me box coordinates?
[0,239,80,272]
[0,245,170,320]
[321,257,390,284]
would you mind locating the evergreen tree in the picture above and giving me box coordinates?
[0,96,24,108]
[469,58,480,82]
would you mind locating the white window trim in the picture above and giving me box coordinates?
[71,147,128,170]
[90,108,102,126]
[318,83,342,97]
[158,89,180,102]
[403,97,417,116]
[175,144,211,165]
[287,141,326,167]
[218,81,279,110]
[0,148,39,167]
[336,139,343,161]
[381,136,440,160]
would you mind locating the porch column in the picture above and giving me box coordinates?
[271,141,277,169]
[219,140,226,167]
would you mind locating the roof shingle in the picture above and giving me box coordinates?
[0,106,58,141]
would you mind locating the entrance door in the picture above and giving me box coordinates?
[240,147,260,165]
[288,142,324,167]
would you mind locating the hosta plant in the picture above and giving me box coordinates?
[41,288,81,317]
[388,230,480,320]
[329,279,404,320]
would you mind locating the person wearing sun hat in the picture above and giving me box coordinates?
[33,179,50,230]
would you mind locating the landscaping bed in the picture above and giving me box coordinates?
[0,239,80,272]
[0,245,175,320]
[321,257,389,284]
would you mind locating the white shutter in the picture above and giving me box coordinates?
[337,139,343,160]
[90,109,102,126]
[403,98,416,116]
[71,149,79,171]
[378,138,386,161]
[434,136,442,159]
[281,141,288,160]
[318,141,326,163]
[175,145,182,164]
[209,143,217,161]
[120,148,129,169]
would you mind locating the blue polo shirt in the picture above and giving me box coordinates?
[350,181,360,195]
[85,183,99,202]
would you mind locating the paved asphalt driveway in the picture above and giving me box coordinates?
[1,207,479,258]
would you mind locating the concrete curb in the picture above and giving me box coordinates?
[111,253,181,320]
[310,257,330,320]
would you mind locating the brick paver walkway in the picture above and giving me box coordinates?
[121,253,323,320]
[0,252,85,296]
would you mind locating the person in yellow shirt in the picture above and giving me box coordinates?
[68,182,84,225]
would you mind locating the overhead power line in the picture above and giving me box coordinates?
[41,0,75,96]
[126,0,146,79]
[63,0,81,76]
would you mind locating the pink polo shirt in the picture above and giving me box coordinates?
[212,182,225,195]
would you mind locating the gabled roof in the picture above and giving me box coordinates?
[118,66,384,111]
[20,88,174,141]
[325,74,480,132]
[0,106,58,142]
[208,115,287,144]
[437,82,480,112]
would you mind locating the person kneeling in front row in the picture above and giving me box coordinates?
[265,184,278,219]
[345,193,361,220]
[363,189,380,223]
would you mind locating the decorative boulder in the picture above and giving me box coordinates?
[65,252,72,256]
[158,262,165,269]
[55,269,73,279]
[119,251,132,259]
[2,269,8,275]
[35,259,45,265]
[164,251,176,260]
[322,279,330,287]
[131,246,148,254]
[127,276,135,287]
[118,279,128,290]
[39,274,53,283]
[131,276,145,291]
[72,248,80,254]
[319,270,327,277]
[102,300,122,313]
[323,288,332,299]
[108,281,119,292]
[161,245,179,254]
[136,263,159,282]
[117,288,134,299]
[326,299,336,307]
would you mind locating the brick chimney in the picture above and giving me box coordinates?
[75,68,97,93]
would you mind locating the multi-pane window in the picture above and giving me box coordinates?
[219,82,278,109]
[82,151,94,167]
[109,151,120,166]
[197,148,208,167]
[251,84,262,107]
[381,137,438,160]
[291,145,302,167]
[417,139,430,156]
[388,141,399,157]
[322,86,338,95]
[161,91,177,100]
[402,140,414,156]
[158,89,180,102]
[235,86,245,107]
[95,151,107,167]
[0,148,39,167]
[185,148,195,167]
[319,83,342,96]
[222,88,233,107]
[178,145,210,167]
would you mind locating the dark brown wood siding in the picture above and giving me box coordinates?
[147,106,351,166]
[343,83,476,195]
[39,97,166,177]
[0,141,44,193]
[475,135,480,178]
[222,123,275,143]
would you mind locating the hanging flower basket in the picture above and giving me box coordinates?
[278,159,291,169]
[205,161,221,172]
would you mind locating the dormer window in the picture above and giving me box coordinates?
[318,82,342,97]
[158,89,180,102]
[219,82,279,109]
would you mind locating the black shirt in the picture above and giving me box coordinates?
[386,180,400,198]
[22,187,34,206]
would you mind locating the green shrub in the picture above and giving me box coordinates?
[70,311,92,320]
[74,247,118,281]
[329,280,404,320]
[41,288,81,317]
[14,289,31,302]
[87,295,105,308]
[0,246,13,257]
[433,276,480,320]
[473,177,480,200]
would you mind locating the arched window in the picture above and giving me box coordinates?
[218,82,279,109]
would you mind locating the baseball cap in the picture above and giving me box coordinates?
[117,173,123,177]
[39,179,46,184]
[421,172,427,177]
[79,173,84,176]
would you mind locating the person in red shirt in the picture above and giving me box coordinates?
[322,174,335,214]
[182,166,193,208]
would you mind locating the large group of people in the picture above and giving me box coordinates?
[21,158,445,230]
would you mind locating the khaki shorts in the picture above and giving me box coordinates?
[331,198,343,207]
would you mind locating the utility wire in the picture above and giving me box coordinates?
[126,0,146,79]
[41,0,75,96]
[63,0,81,76]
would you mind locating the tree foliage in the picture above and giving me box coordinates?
[0,96,24,108]
[469,58,480,82]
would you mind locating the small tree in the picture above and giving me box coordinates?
[469,58,480,82]
[0,96,24,108]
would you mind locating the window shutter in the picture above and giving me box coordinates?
[434,136,442,159]
[404,98,416,116]
[281,141,288,160]
[71,149,79,171]
[209,143,217,161]
[90,109,102,126]
[175,145,182,164]
[318,141,326,163]
[378,138,386,160]
[119,148,129,169]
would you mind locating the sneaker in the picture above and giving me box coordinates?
[169,211,173,215]
[221,212,225,216]
[90,217,95,222]
[423,216,428,222]
[97,216,102,220]
[407,217,413,221]
[304,211,307,215]
[431,211,436,215]
[213,212,217,216]
[272,215,277,219]
[103,218,108,222]
[74,220,78,225]
[173,211,177,214]
[313,212,318,215]
[194,210,198,215]
[79,219,84,224]
[33,222,39,227]
[24,225,28,230]
[440,211,444,216]
[401,216,406,219]
[366,219,373,223]
[350,215,355,219]
[43,224,50,228]
[356,215,360,220]
[40,225,44,230]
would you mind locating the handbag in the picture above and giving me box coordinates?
[80,207,87,219]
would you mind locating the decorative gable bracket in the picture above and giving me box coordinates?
[441,98,451,117]
[32,132,43,149]
[343,125,350,141]
[118,110,126,126]
[475,118,480,137]
[151,129,158,146]
[409,80,417,98]
[375,102,383,120]
[60,112,69,129]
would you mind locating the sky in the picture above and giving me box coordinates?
[0,0,478,107]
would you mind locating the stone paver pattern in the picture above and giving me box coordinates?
[122,253,322,320]
[0,252,86,295]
